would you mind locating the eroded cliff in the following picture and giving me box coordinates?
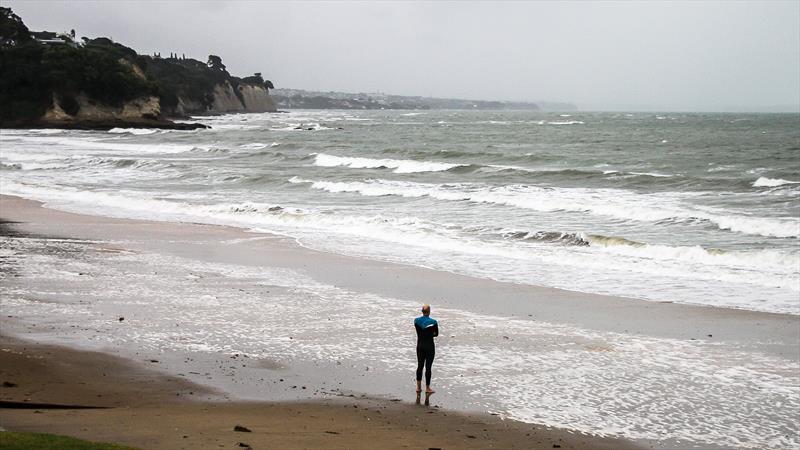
[238,84,276,113]
[44,93,160,122]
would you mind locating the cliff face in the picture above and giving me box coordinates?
[176,81,277,116]
[174,97,204,117]
[209,81,245,113]
[238,84,276,113]
[39,73,278,122]
[43,93,160,121]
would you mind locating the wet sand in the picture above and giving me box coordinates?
[1,194,797,448]
[0,335,640,450]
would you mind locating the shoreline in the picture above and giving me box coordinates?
[2,194,796,347]
[1,194,798,448]
[0,335,635,449]
[0,195,639,449]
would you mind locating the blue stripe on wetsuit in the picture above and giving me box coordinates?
[415,316,439,347]
[414,316,438,329]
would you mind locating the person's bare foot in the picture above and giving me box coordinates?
[425,387,435,394]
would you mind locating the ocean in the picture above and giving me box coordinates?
[2,110,798,314]
[2,110,799,448]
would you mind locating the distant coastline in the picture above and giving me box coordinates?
[0,7,581,130]
[271,87,576,111]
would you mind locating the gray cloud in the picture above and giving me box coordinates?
[7,0,799,111]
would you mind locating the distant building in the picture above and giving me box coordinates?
[30,30,77,47]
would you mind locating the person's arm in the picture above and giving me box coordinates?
[431,323,439,338]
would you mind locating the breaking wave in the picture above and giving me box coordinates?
[501,229,796,272]
[293,178,800,238]
[547,120,585,125]
[312,153,464,173]
[753,177,800,187]
[2,111,798,316]
[504,230,590,246]
[108,128,159,135]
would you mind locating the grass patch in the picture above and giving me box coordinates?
[0,431,138,450]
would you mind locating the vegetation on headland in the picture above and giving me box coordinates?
[0,7,274,127]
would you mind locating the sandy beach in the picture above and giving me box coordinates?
[0,194,640,449]
[0,335,635,450]
[2,0,798,447]
[1,194,798,448]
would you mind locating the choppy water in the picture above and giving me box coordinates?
[2,111,800,448]
[2,110,798,313]
[1,232,798,449]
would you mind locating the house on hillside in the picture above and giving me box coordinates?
[31,30,78,47]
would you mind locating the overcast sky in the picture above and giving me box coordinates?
[7,0,800,111]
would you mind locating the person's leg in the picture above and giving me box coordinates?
[416,347,425,392]
[424,347,435,393]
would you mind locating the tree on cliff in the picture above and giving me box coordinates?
[0,7,32,47]
[1,10,155,123]
[241,72,274,90]
[207,54,226,72]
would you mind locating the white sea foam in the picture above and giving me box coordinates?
[312,153,463,173]
[707,164,736,173]
[207,124,261,131]
[753,177,799,187]
[2,237,797,448]
[296,178,800,238]
[271,122,334,131]
[0,128,67,135]
[3,180,798,312]
[2,115,798,317]
[547,120,585,125]
[3,135,197,154]
[108,128,159,135]
[629,171,673,178]
[239,142,268,150]
[587,235,797,274]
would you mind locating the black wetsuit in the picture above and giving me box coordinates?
[414,316,439,386]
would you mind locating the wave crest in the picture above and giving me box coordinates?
[108,128,159,135]
[296,178,799,238]
[313,153,463,173]
[753,177,799,187]
[505,230,590,246]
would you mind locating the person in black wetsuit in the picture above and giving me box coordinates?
[414,304,439,394]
